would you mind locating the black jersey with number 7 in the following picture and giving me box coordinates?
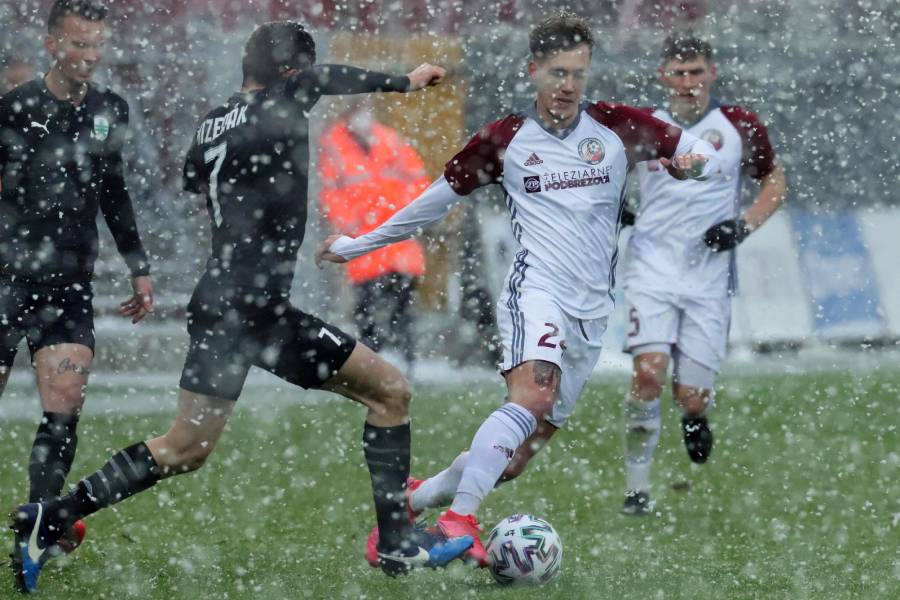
[182,65,410,296]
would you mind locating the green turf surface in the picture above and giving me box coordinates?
[0,369,896,599]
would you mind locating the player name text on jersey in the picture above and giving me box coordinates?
[196,104,248,145]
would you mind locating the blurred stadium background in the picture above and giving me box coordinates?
[1,0,898,375]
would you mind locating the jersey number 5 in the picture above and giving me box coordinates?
[204,141,227,226]
[628,308,640,337]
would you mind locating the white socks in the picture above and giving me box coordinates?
[623,396,661,493]
[409,451,469,513]
[450,403,536,516]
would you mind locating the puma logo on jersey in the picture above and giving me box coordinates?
[29,117,51,135]
[196,104,249,145]
[524,152,543,166]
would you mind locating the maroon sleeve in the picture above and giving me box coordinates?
[586,102,681,166]
[443,113,525,195]
[720,105,777,180]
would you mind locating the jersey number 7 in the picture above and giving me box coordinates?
[204,141,227,226]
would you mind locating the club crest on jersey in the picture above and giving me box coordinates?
[523,175,541,193]
[92,116,110,141]
[578,137,605,165]
[700,129,724,150]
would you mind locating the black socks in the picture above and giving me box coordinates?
[28,412,79,502]
[362,423,411,553]
[46,441,161,533]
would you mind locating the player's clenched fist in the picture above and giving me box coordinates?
[315,234,349,268]
[406,63,446,90]
[659,153,708,180]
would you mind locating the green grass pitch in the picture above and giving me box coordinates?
[0,368,896,599]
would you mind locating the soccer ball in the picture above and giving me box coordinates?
[485,514,563,586]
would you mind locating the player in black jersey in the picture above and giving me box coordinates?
[9,20,471,593]
[1,0,153,563]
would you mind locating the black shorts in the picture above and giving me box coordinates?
[0,278,95,368]
[179,279,356,400]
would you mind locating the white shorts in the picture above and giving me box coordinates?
[622,288,731,373]
[497,286,607,428]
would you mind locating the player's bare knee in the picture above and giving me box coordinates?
[44,381,86,412]
[373,375,411,419]
[630,351,668,401]
[516,391,555,423]
[675,387,709,417]
[509,361,560,421]
[632,367,664,401]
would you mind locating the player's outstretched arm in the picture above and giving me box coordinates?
[316,112,514,267]
[404,63,446,90]
[659,131,720,180]
[313,63,445,96]
[315,176,462,268]
[704,162,788,252]
[316,235,351,265]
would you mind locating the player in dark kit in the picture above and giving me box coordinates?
[0,0,153,565]
[9,20,471,593]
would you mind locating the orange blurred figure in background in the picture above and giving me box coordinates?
[318,100,430,371]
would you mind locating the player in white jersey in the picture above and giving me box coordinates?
[316,15,720,565]
[619,35,788,515]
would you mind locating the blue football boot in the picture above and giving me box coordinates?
[9,502,60,594]
[377,526,473,577]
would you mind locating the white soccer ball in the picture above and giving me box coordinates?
[485,513,563,586]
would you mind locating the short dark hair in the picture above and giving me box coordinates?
[242,21,316,87]
[662,33,713,63]
[47,0,108,33]
[529,13,594,60]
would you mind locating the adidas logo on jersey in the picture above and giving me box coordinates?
[524,152,543,166]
